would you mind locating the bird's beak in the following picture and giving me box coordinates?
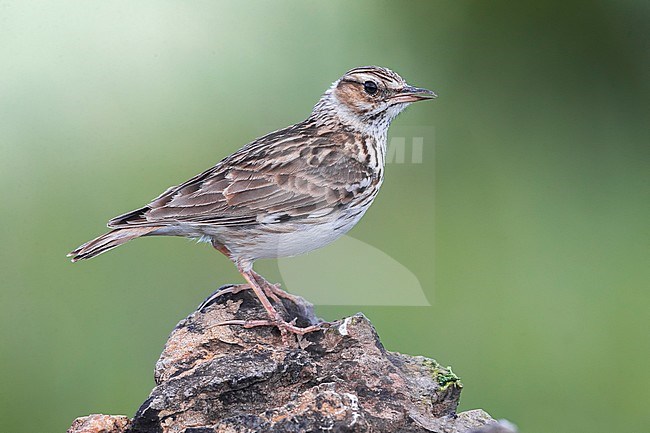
[390,85,438,104]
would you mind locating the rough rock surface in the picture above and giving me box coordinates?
[67,414,131,433]
[67,286,516,433]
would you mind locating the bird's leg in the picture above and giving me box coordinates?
[209,242,324,340]
[210,240,283,304]
[249,272,284,305]
[214,264,325,343]
[238,266,292,344]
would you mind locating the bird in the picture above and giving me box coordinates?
[69,66,436,340]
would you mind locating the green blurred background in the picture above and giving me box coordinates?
[1,1,648,432]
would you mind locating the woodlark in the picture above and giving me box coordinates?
[69,66,436,339]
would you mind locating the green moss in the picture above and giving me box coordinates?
[437,366,461,389]
[422,359,462,390]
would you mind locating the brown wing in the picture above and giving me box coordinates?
[107,126,375,229]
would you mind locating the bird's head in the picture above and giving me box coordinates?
[314,66,437,134]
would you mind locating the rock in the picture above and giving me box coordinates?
[414,410,518,433]
[468,419,519,433]
[67,286,517,433]
[67,414,130,433]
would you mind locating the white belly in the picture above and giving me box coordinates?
[153,205,370,263]
[226,212,366,261]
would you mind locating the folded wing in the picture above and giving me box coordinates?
[107,129,375,229]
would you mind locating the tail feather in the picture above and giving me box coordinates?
[68,227,160,262]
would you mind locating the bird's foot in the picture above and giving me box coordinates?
[216,318,328,344]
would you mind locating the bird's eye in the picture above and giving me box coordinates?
[363,81,378,95]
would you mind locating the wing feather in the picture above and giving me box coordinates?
[107,125,376,229]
